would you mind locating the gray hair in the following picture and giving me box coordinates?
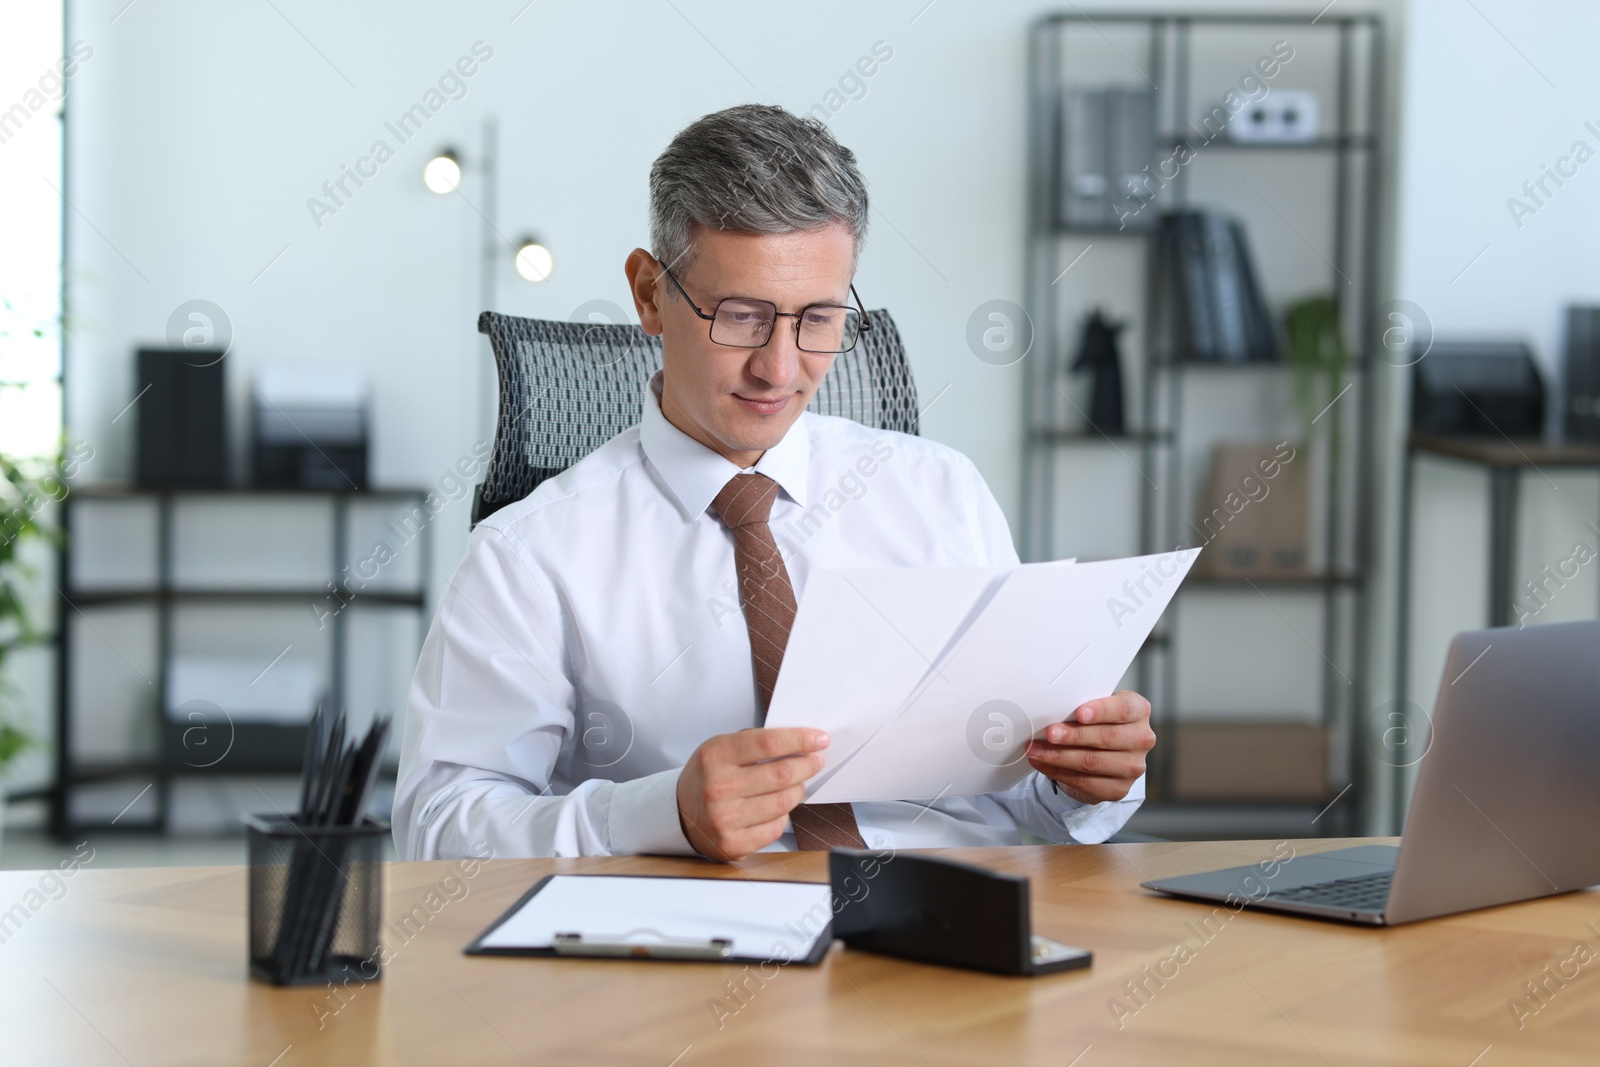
[648,104,869,278]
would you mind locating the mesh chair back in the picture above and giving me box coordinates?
[472,308,919,526]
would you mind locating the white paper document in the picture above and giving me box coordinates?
[474,875,831,960]
[764,549,1199,803]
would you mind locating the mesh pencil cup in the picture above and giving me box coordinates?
[245,813,387,986]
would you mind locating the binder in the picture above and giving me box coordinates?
[1058,87,1156,229]
[1059,88,1108,227]
[465,874,835,965]
[1107,87,1156,224]
[1160,212,1219,358]
[1156,211,1279,363]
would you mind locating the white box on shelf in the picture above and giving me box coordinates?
[1226,89,1319,143]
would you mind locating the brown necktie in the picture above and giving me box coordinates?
[711,472,865,851]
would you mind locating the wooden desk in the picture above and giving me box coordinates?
[3,839,1597,1066]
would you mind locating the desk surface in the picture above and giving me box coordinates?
[3,838,1596,1066]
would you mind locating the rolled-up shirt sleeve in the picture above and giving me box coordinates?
[393,525,693,860]
[988,767,1145,844]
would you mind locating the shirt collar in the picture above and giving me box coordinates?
[639,369,811,521]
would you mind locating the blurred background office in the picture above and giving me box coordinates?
[2,0,1597,867]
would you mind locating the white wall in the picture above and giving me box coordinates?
[50,0,1600,835]
[1386,0,1600,823]
[66,0,1064,582]
[56,0,1432,823]
[62,0,1409,588]
[56,0,1101,811]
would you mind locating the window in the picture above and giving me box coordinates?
[0,3,66,459]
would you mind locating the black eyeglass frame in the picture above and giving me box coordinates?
[655,259,872,354]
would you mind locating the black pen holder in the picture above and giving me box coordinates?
[245,813,388,986]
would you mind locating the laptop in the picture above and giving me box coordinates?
[1143,619,1600,925]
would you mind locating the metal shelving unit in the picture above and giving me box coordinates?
[1022,11,1383,835]
[52,485,431,838]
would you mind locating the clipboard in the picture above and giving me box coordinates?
[465,874,835,965]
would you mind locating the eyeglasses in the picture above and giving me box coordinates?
[657,260,871,353]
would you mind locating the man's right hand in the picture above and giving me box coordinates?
[676,728,829,861]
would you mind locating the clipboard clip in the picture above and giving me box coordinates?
[552,929,734,960]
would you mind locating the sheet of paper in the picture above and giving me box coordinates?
[476,876,831,960]
[769,549,1199,803]
[764,566,1002,769]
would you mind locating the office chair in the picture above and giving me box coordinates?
[471,308,921,526]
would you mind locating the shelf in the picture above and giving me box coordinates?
[71,483,431,500]
[69,761,301,783]
[41,818,169,836]
[62,762,166,783]
[67,759,399,783]
[1039,11,1379,27]
[1137,794,1340,809]
[66,589,425,607]
[1183,572,1362,590]
[1156,357,1287,370]
[1163,135,1376,153]
[1046,223,1156,237]
[1150,357,1376,372]
[56,476,436,839]
[1028,428,1171,444]
[160,721,310,774]
[1125,800,1355,841]
[1025,10,1381,829]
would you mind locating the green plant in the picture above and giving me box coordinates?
[1284,294,1351,440]
[1273,295,1350,470]
[0,450,61,777]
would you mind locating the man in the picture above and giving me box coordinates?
[393,104,1154,861]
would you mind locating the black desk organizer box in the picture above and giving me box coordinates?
[246,814,387,986]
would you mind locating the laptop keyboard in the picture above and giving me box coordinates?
[1269,870,1393,912]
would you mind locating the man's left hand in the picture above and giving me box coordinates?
[1025,689,1155,806]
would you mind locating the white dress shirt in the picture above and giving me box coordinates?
[393,370,1143,860]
